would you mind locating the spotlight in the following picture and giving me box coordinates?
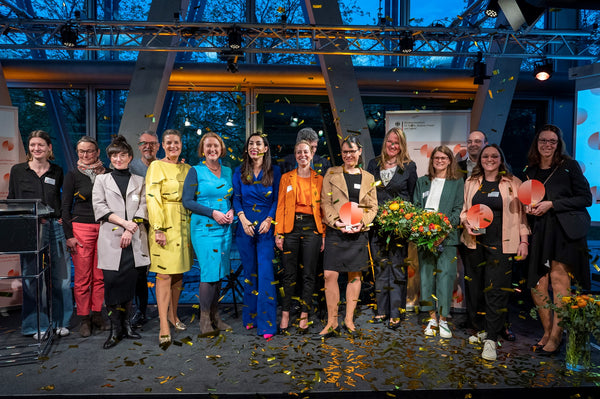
[318,130,323,137]
[184,117,191,127]
[225,117,236,127]
[485,0,500,18]
[196,128,202,135]
[533,59,553,81]
[399,32,414,54]
[472,52,490,85]
[60,24,78,47]
[228,27,243,50]
[34,101,46,107]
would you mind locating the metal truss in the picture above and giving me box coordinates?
[0,18,598,61]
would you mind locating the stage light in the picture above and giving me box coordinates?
[225,117,236,127]
[485,0,500,18]
[34,101,46,107]
[399,32,414,54]
[184,117,191,127]
[60,24,78,47]
[228,27,243,50]
[196,128,202,135]
[533,59,553,81]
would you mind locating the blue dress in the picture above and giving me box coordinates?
[182,163,233,282]
[232,165,281,336]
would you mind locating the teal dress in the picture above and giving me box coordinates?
[182,163,233,282]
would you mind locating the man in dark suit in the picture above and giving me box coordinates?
[280,128,331,176]
[457,130,487,179]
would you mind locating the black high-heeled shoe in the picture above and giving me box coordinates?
[313,326,340,340]
[342,323,359,338]
[370,315,388,324]
[538,340,564,356]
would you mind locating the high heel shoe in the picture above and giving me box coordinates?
[370,315,388,324]
[159,334,171,349]
[539,340,563,356]
[169,320,186,331]
[313,326,340,340]
[342,323,359,338]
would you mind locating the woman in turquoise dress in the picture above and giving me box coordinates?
[182,132,234,334]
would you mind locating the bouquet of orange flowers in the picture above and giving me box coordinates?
[376,198,453,254]
[533,292,600,371]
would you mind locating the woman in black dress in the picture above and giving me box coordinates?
[367,128,417,329]
[525,124,592,355]
[93,136,150,349]
[319,136,378,337]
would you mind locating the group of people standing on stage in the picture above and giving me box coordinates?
[8,123,592,361]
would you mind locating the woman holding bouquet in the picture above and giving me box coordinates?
[367,128,417,329]
[461,144,529,361]
[413,145,464,340]
[319,136,378,337]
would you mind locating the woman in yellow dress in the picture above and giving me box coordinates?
[146,129,192,345]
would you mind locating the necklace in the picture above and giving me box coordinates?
[206,163,220,171]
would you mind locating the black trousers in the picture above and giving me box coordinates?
[464,244,512,341]
[280,215,321,313]
[370,230,407,319]
[459,243,484,330]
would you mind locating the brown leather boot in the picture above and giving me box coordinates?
[211,305,231,331]
[92,311,109,331]
[79,315,91,338]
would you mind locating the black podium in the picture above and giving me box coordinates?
[0,199,54,365]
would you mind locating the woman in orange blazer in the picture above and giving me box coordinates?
[275,140,324,333]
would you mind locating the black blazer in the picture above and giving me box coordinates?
[525,159,592,240]
[366,158,418,205]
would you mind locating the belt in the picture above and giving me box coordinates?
[295,213,311,221]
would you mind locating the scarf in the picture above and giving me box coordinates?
[77,159,105,184]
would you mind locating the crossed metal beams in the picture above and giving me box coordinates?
[0,19,598,60]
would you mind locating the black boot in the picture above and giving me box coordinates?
[103,306,123,349]
[122,301,141,339]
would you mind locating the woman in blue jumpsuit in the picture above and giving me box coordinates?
[233,133,281,339]
[182,132,234,334]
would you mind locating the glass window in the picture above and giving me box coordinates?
[96,89,128,164]
[9,88,86,172]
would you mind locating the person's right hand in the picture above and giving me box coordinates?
[155,230,167,246]
[239,214,255,237]
[275,235,284,251]
[123,220,138,234]
[213,210,231,225]
[66,237,83,254]
[463,221,481,236]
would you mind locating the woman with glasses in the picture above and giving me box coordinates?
[62,136,109,337]
[461,144,529,361]
[146,129,193,345]
[367,128,417,330]
[413,146,464,340]
[8,130,73,339]
[233,133,281,339]
[525,124,592,355]
[319,136,378,338]
[93,136,149,349]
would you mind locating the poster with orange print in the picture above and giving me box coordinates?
[0,105,26,309]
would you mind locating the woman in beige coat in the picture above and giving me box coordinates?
[93,136,150,349]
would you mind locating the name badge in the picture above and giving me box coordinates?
[354,183,361,190]
[44,177,56,185]
[488,191,500,197]
[287,185,293,193]
[422,190,429,198]
[132,194,140,202]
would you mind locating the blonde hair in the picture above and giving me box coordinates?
[378,127,411,170]
[198,132,226,159]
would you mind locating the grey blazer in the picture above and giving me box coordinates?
[92,173,150,271]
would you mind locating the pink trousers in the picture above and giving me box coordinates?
[71,222,104,315]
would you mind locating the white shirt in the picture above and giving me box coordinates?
[380,165,397,187]
[424,178,445,211]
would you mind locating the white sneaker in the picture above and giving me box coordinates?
[482,339,497,361]
[424,319,438,336]
[55,327,70,337]
[33,331,48,341]
[439,320,452,338]
[469,331,487,344]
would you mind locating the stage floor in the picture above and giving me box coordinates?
[1,304,599,398]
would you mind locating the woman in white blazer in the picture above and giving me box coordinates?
[93,136,150,349]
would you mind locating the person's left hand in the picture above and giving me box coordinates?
[529,201,553,216]
[516,242,529,260]
[120,230,133,248]
[258,217,272,234]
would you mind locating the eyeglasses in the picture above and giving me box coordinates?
[342,150,359,155]
[77,149,97,155]
[538,139,558,145]
[138,141,159,147]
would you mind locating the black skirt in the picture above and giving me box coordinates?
[103,246,138,305]
[527,210,591,289]
[323,226,370,273]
